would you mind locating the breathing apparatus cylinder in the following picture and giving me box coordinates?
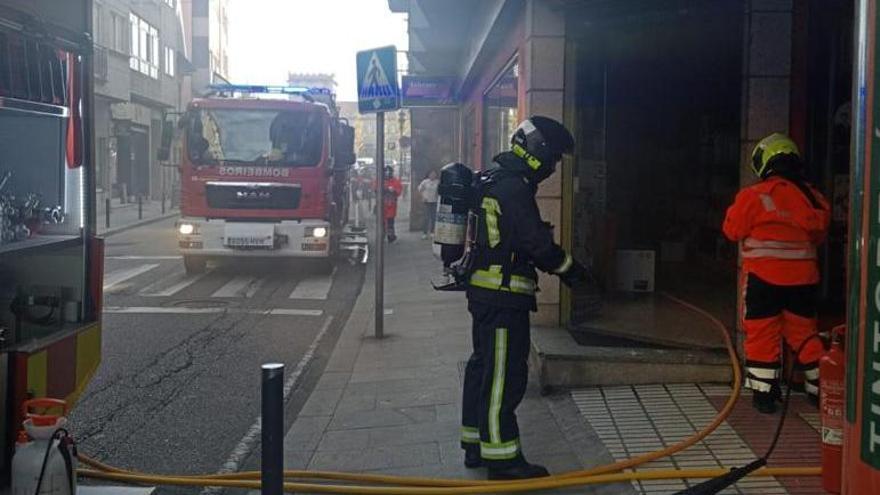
[434,162,474,268]
[12,399,77,495]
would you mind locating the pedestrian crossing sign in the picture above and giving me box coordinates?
[356,46,400,113]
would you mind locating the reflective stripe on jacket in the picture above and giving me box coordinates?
[466,152,572,310]
[740,238,817,260]
[722,176,830,285]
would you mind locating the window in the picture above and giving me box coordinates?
[164,46,175,77]
[482,58,519,167]
[129,13,159,78]
[111,12,129,53]
[94,3,104,46]
[186,109,325,167]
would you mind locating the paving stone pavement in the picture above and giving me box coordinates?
[282,230,635,494]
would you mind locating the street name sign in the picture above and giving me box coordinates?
[356,45,400,114]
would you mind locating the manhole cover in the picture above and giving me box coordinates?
[167,299,230,309]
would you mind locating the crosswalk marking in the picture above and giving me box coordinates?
[140,271,211,297]
[106,255,182,260]
[103,264,159,291]
[103,306,324,316]
[288,269,335,300]
[211,276,262,298]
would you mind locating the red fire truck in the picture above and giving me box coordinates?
[0,0,103,485]
[175,85,362,273]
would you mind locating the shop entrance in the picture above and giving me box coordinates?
[566,0,853,351]
[567,0,745,349]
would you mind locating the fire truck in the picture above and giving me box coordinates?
[175,85,363,273]
[0,0,103,485]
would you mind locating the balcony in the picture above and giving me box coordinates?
[94,45,109,81]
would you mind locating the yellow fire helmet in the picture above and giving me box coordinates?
[751,133,800,179]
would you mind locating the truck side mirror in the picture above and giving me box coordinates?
[157,117,174,162]
[334,123,356,168]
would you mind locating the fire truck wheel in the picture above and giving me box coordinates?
[183,256,207,274]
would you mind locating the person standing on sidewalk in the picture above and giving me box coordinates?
[722,133,830,414]
[417,169,439,240]
[460,116,590,480]
[381,165,403,243]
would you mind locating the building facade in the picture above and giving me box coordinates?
[390,0,852,338]
[92,0,187,204]
[183,0,230,96]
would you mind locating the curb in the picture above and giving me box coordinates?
[98,210,180,237]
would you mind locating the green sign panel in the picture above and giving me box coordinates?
[861,12,880,468]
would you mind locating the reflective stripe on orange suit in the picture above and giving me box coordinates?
[723,176,830,286]
[723,176,830,392]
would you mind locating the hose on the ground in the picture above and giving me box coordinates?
[76,292,822,492]
[78,467,821,494]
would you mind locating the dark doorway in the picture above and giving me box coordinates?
[116,132,132,200]
[131,127,150,198]
[567,0,743,348]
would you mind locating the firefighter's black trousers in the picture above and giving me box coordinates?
[461,301,530,468]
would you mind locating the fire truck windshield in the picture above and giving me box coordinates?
[186,108,324,167]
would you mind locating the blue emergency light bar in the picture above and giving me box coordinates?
[207,84,334,96]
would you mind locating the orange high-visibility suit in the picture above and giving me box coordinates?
[723,175,830,399]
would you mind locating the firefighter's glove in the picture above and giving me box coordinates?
[559,261,590,290]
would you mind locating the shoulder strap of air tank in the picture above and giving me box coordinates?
[472,168,519,290]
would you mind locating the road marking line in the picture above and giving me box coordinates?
[269,308,325,316]
[103,306,324,316]
[288,268,336,300]
[140,271,211,297]
[103,264,160,291]
[211,276,257,298]
[204,316,334,491]
[106,255,182,260]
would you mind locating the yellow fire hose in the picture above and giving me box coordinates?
[76,292,822,493]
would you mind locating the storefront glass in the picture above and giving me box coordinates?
[483,59,519,167]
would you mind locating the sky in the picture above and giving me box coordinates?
[227,0,408,102]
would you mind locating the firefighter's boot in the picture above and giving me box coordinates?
[488,462,550,480]
[752,390,778,414]
[464,447,482,469]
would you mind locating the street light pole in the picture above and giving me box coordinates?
[375,111,385,339]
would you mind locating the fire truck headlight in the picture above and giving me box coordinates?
[310,227,327,238]
[178,223,196,235]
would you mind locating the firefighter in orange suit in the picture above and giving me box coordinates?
[722,133,830,414]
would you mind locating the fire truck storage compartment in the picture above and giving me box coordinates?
[0,96,86,346]
[0,96,88,484]
[0,107,67,222]
[205,182,302,210]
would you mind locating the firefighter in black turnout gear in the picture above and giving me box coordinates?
[460,116,589,480]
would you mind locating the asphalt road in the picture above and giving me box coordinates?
[69,217,365,492]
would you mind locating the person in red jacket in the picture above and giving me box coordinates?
[382,165,403,243]
[723,133,830,413]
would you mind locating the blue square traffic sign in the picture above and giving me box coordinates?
[356,46,400,113]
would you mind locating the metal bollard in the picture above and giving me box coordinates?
[137,194,143,220]
[161,192,166,214]
[105,198,111,229]
[261,363,284,495]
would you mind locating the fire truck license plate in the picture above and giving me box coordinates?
[224,223,275,249]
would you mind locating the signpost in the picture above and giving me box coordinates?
[357,45,400,339]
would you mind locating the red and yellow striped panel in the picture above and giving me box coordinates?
[22,322,102,408]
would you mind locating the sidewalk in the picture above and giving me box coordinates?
[282,230,632,494]
[97,197,179,236]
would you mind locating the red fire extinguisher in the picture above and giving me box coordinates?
[820,324,845,494]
